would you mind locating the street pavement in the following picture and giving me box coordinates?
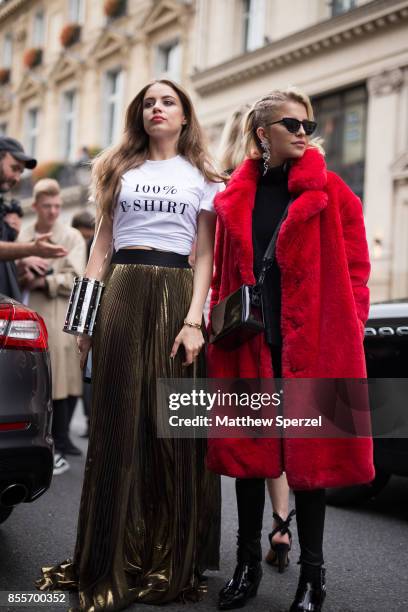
[0,403,407,612]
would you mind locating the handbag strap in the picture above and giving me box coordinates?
[255,196,294,289]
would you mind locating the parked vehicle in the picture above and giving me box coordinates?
[326,298,408,505]
[0,294,53,524]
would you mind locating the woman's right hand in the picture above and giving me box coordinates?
[77,334,92,369]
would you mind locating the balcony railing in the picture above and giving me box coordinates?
[12,162,91,200]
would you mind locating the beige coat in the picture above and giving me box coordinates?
[19,221,86,400]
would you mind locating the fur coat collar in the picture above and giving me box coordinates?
[214,147,329,284]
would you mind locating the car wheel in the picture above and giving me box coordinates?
[325,470,391,506]
[0,506,13,524]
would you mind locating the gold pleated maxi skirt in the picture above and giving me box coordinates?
[37,252,221,611]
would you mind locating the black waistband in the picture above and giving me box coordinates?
[111,249,190,268]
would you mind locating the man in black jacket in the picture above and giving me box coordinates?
[0,137,67,299]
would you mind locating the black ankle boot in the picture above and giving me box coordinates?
[220,478,265,610]
[289,565,326,612]
[218,561,262,610]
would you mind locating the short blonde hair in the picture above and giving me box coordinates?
[33,178,61,202]
[243,86,324,158]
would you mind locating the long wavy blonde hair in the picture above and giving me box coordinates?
[218,104,251,172]
[243,86,324,159]
[91,79,223,216]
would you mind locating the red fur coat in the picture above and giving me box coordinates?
[207,147,375,490]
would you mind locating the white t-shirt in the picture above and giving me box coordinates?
[113,155,220,255]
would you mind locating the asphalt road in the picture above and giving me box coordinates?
[0,404,407,612]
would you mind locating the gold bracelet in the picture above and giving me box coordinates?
[183,319,202,329]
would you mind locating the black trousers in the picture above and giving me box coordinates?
[234,345,326,567]
[82,382,92,419]
[52,396,78,453]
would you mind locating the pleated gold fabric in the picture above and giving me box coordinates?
[37,262,221,611]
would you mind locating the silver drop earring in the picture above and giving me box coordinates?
[260,139,270,176]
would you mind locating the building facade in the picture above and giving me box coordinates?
[0,0,196,221]
[1,0,408,300]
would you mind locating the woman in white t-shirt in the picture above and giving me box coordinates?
[37,80,223,610]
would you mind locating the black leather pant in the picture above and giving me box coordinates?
[236,478,326,567]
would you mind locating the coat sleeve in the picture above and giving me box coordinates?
[209,217,225,316]
[338,179,371,328]
[46,233,86,299]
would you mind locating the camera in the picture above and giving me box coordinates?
[0,197,23,219]
[0,197,24,242]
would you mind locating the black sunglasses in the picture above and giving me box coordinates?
[267,117,317,136]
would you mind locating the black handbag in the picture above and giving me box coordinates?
[209,198,293,350]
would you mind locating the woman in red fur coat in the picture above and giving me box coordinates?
[207,88,374,612]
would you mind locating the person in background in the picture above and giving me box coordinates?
[71,209,95,258]
[218,104,250,173]
[76,146,91,166]
[18,179,86,475]
[71,209,96,438]
[218,103,295,573]
[0,137,67,301]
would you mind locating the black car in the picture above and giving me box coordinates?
[0,293,53,524]
[326,298,408,504]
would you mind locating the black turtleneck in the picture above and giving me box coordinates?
[252,163,290,347]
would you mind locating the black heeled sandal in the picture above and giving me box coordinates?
[265,509,296,573]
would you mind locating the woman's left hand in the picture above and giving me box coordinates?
[170,325,205,366]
